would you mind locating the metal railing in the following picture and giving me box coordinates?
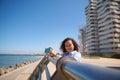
[29,56,120,80]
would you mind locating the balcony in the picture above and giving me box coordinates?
[99,43,120,48]
[114,34,120,37]
[114,28,120,32]
[98,25,113,31]
[99,49,113,53]
[110,6,119,10]
[111,2,119,6]
[99,38,113,44]
[99,29,113,35]
[114,24,120,27]
[113,10,120,14]
[99,19,115,27]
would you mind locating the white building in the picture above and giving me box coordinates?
[79,0,120,54]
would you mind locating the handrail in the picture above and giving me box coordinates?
[29,56,49,80]
[29,55,120,80]
[55,56,120,80]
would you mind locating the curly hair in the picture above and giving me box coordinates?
[60,37,80,53]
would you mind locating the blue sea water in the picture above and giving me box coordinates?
[0,54,43,68]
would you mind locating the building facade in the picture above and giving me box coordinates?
[78,27,88,55]
[79,0,120,54]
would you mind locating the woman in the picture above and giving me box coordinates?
[45,37,81,62]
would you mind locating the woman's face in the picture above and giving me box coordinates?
[65,40,74,52]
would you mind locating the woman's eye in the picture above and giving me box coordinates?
[65,44,72,47]
[68,44,72,47]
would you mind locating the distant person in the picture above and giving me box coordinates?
[45,37,81,62]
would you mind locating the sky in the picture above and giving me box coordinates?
[0,0,88,54]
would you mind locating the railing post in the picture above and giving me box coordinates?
[56,56,77,80]
[43,57,51,80]
[37,65,42,80]
[44,64,50,80]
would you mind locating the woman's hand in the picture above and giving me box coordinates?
[47,47,56,57]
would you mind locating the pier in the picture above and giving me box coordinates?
[0,56,120,80]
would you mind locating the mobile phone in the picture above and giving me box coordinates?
[45,47,51,54]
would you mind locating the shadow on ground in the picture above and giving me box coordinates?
[107,67,120,71]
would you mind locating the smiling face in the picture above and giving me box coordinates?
[65,40,74,52]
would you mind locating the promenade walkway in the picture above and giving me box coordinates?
[0,60,41,80]
[82,58,120,69]
[0,57,120,80]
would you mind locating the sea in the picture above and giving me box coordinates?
[0,54,44,68]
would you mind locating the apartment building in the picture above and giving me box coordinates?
[78,27,88,55]
[79,0,120,54]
